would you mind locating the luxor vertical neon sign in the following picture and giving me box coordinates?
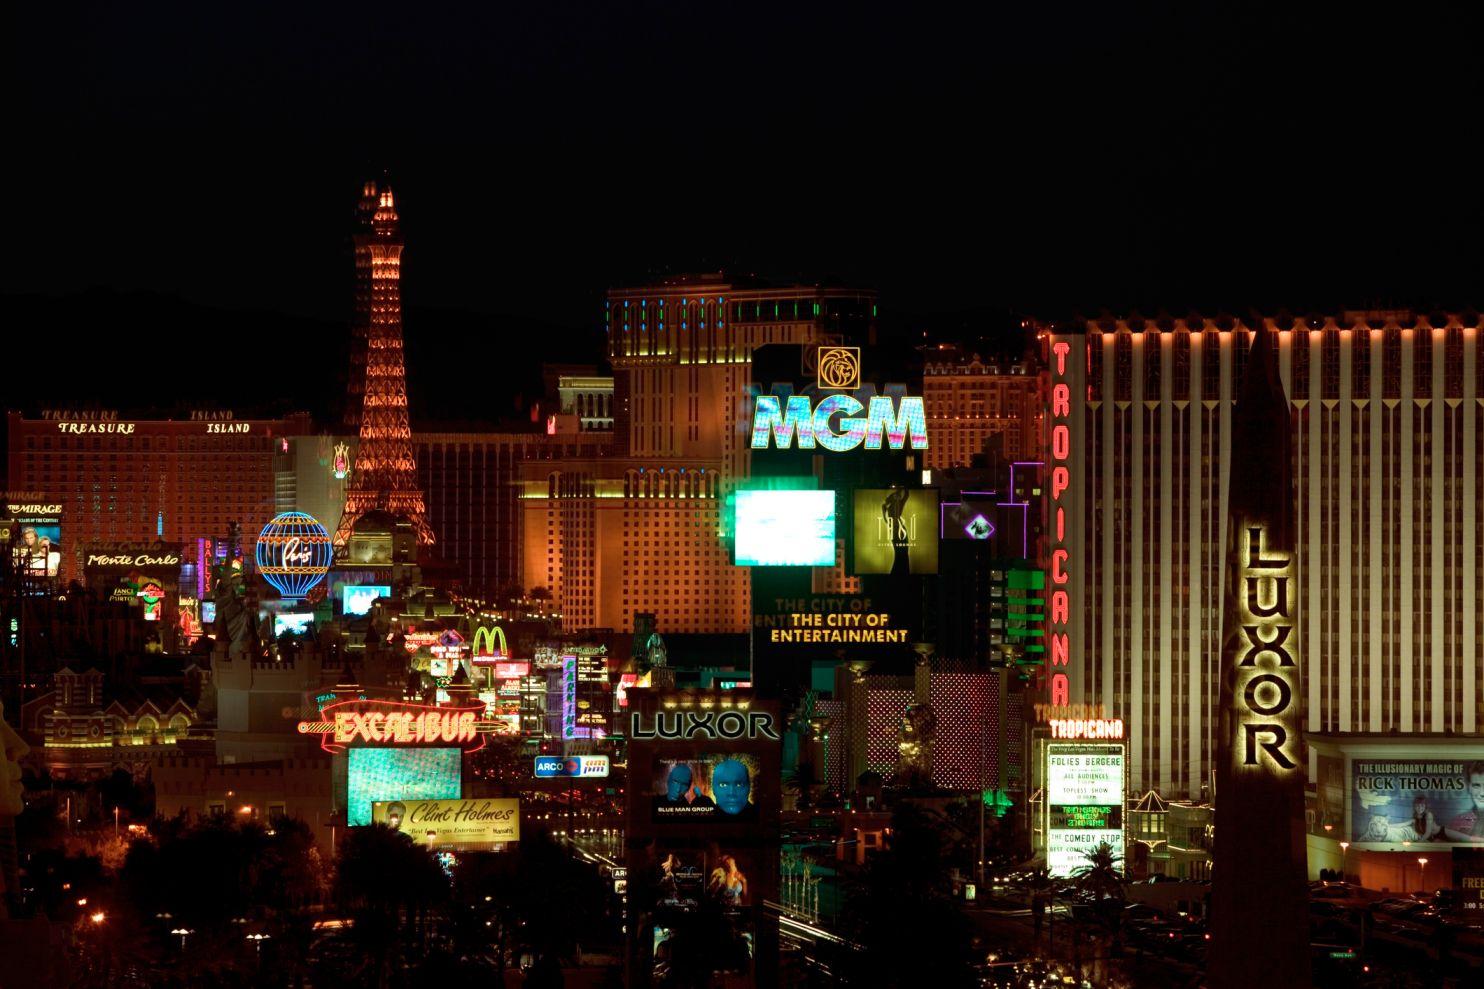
[1047,341,1072,707]
[1234,525,1298,771]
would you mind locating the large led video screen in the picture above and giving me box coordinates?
[733,490,835,567]
[651,754,762,823]
[852,488,939,574]
[342,584,392,617]
[347,747,462,827]
[274,612,315,636]
[1351,760,1484,845]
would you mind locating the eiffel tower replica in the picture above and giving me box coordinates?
[334,181,436,549]
[342,180,380,433]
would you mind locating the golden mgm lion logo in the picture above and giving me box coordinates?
[816,346,861,389]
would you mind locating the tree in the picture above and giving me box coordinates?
[451,851,519,981]
[335,822,449,987]
[1072,841,1127,962]
[1072,841,1124,901]
[114,813,330,986]
[842,804,977,988]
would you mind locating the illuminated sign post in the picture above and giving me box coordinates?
[471,625,509,661]
[372,798,520,846]
[255,512,333,602]
[297,700,487,754]
[1044,741,1125,877]
[750,394,929,451]
[749,346,929,452]
[1046,339,1073,708]
[534,754,611,779]
[630,709,781,741]
[1209,329,1308,988]
[84,548,182,568]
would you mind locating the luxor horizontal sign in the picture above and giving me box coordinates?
[630,710,780,741]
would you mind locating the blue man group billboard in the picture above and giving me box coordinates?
[651,753,762,822]
[625,691,781,989]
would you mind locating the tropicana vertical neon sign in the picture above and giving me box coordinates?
[1048,340,1072,708]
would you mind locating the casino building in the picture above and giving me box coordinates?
[6,411,314,580]
[522,274,878,634]
[921,344,1042,469]
[1044,313,1484,805]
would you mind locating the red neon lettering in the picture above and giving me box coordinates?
[1053,384,1070,418]
[1053,340,1070,374]
[1051,589,1068,625]
[1055,505,1065,542]
[1051,465,1069,501]
[1052,549,1068,584]
[1050,672,1069,706]
[1051,632,1069,667]
[1052,422,1069,459]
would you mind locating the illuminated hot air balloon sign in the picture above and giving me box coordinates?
[255,512,333,602]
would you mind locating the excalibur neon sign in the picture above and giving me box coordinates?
[296,700,486,753]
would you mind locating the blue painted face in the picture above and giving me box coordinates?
[667,763,694,801]
[712,759,752,815]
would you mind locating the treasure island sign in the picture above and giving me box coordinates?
[297,700,486,754]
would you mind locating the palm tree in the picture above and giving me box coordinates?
[1072,841,1124,902]
[335,823,449,987]
[1072,841,1126,966]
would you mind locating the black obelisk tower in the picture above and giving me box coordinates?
[1209,327,1310,987]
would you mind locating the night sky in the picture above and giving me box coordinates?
[4,3,1480,426]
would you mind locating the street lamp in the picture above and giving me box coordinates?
[246,933,271,957]
[1338,841,1349,881]
[1417,857,1428,892]
[170,928,194,951]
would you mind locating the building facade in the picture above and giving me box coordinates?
[418,432,610,598]
[523,275,877,634]
[921,346,1042,469]
[1046,314,1483,798]
[6,411,313,579]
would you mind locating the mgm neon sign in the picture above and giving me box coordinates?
[750,394,928,452]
